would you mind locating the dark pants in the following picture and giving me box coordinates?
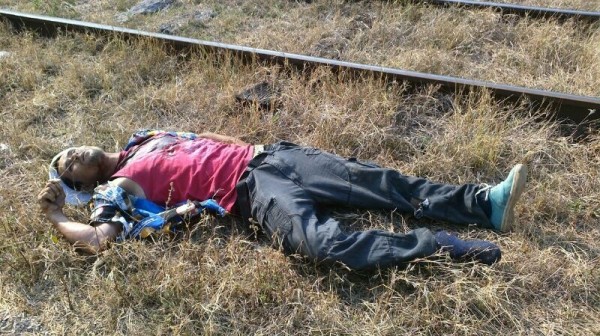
[239,142,492,270]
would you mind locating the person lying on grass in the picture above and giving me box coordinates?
[38,129,527,269]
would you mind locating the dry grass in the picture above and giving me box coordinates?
[1,1,599,95]
[0,1,599,335]
[479,0,600,11]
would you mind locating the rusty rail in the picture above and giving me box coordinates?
[428,0,600,22]
[1,9,598,124]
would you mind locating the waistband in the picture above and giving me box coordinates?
[236,144,273,223]
[253,144,265,158]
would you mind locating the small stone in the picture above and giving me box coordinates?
[114,13,129,23]
[235,81,281,110]
[158,22,180,35]
[310,33,349,60]
[191,10,216,25]
[0,51,10,59]
[128,0,175,16]
[158,9,217,34]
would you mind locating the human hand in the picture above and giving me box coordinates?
[37,179,66,215]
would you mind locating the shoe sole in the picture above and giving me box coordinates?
[500,164,528,232]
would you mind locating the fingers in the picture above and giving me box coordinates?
[38,180,66,212]
[37,188,57,213]
[48,181,63,198]
[38,186,55,203]
[39,181,58,199]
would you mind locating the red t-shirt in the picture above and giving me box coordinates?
[111,134,253,212]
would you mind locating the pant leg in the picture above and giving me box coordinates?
[245,162,438,270]
[342,159,493,228]
[262,144,492,228]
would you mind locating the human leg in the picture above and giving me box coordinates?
[260,144,493,228]
[340,158,528,232]
[245,160,502,269]
[341,159,493,228]
[245,162,439,270]
[434,231,501,265]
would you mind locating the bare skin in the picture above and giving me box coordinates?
[37,132,248,253]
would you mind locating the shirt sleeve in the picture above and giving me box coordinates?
[89,184,136,242]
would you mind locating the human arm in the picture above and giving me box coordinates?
[38,180,120,253]
[197,132,249,145]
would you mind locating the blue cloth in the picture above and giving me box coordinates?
[90,183,225,241]
[90,184,141,241]
[434,231,501,265]
[124,129,198,150]
[88,129,224,241]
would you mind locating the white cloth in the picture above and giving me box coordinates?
[48,148,92,206]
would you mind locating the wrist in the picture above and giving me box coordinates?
[46,209,65,223]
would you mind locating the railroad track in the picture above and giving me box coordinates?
[427,0,600,22]
[1,9,598,126]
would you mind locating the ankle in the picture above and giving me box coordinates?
[475,187,492,219]
[434,230,501,265]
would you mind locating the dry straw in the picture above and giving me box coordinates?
[0,1,599,334]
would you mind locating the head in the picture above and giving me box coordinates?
[49,146,109,205]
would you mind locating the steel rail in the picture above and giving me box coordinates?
[0,9,598,124]
[427,0,600,22]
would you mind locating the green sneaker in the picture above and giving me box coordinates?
[489,164,528,232]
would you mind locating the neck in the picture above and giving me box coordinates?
[100,152,121,183]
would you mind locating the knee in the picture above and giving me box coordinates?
[285,216,344,262]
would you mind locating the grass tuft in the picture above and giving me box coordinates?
[0,2,599,335]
